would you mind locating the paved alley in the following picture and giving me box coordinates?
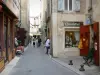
[8,45,78,75]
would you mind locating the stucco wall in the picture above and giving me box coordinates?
[21,0,30,32]
[52,13,58,57]
[56,13,85,57]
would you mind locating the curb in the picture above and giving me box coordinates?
[50,56,86,75]
[0,45,29,75]
[24,45,29,51]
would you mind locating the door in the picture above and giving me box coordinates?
[4,23,8,62]
[93,22,99,66]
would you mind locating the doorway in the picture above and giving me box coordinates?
[4,16,8,62]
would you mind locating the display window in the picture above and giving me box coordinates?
[65,31,80,48]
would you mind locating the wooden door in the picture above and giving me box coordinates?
[80,25,90,56]
[93,22,99,66]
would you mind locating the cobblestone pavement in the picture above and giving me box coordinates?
[8,45,78,75]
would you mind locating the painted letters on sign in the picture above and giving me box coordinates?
[63,21,81,27]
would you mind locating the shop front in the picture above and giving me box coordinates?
[0,0,20,72]
[63,21,83,56]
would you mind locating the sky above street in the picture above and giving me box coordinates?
[29,0,41,17]
[29,0,41,35]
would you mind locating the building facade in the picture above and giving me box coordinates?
[40,0,47,42]
[43,0,86,57]
[41,0,100,66]
[0,0,20,72]
[18,0,30,46]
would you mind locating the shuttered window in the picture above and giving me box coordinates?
[75,0,80,11]
[58,0,64,11]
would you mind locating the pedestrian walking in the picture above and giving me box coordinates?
[30,39,32,45]
[15,37,18,47]
[33,38,35,47]
[45,38,50,54]
[38,38,42,47]
[33,41,35,47]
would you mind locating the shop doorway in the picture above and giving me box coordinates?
[4,17,8,62]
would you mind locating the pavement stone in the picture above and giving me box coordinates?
[4,45,79,75]
[0,45,29,75]
[52,56,100,75]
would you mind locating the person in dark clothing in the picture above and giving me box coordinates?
[38,38,41,47]
[33,38,35,47]
[33,41,35,47]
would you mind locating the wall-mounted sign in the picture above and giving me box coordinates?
[2,0,20,18]
[63,21,82,27]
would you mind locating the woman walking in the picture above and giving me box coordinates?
[45,38,50,54]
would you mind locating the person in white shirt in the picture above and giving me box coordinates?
[15,37,18,47]
[45,38,50,54]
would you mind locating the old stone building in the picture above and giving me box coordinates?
[0,0,20,72]
[41,0,86,57]
[41,0,100,65]
[18,0,30,46]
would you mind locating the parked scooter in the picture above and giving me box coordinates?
[16,43,24,56]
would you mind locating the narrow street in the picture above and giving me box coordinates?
[8,45,78,75]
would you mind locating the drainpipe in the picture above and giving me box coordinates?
[20,0,21,27]
[89,0,94,49]
[50,0,53,57]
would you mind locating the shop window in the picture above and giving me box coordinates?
[65,31,79,48]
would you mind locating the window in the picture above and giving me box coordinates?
[58,0,80,12]
[65,0,68,10]
[69,0,72,10]
[65,31,80,48]
[64,0,73,11]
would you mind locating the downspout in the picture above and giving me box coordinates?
[20,0,21,27]
[50,0,53,57]
[89,0,94,49]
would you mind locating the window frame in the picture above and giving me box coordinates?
[64,30,80,48]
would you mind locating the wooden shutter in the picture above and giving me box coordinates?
[58,0,64,11]
[73,0,80,11]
